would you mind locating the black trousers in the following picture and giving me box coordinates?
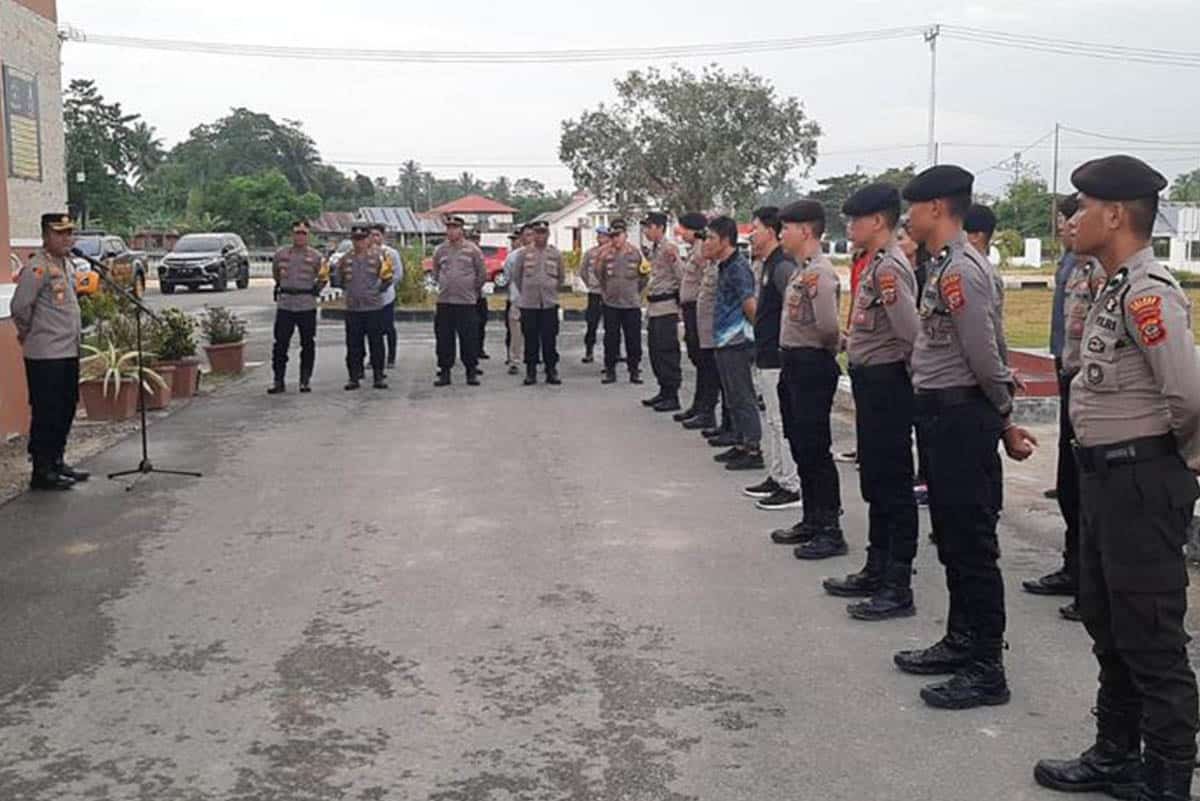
[1056,365,1081,586]
[504,300,513,356]
[779,348,841,513]
[345,310,385,380]
[383,300,397,365]
[477,297,490,354]
[916,394,1005,657]
[647,314,682,393]
[520,307,560,369]
[603,306,642,371]
[1078,452,1199,761]
[585,293,604,350]
[272,308,317,383]
[435,302,480,371]
[850,362,917,567]
[25,357,79,471]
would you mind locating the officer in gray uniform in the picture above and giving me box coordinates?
[335,222,393,390]
[580,227,610,364]
[1035,156,1200,801]
[891,165,1037,710]
[641,212,683,411]
[11,213,86,491]
[597,219,648,384]
[769,200,845,558]
[964,203,1008,363]
[823,184,921,622]
[268,220,328,394]
[511,220,564,385]
[675,213,715,426]
[432,216,486,386]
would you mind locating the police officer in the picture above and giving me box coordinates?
[12,213,87,491]
[1034,156,1200,801]
[502,227,526,376]
[597,219,647,384]
[891,165,1037,710]
[580,227,610,364]
[371,223,404,371]
[466,227,492,362]
[674,213,717,428]
[964,203,1008,363]
[268,221,328,394]
[824,184,920,620]
[432,216,486,386]
[769,200,845,558]
[640,212,683,411]
[1024,195,1102,622]
[512,220,563,385]
[336,222,393,390]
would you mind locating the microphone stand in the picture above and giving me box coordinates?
[72,249,202,487]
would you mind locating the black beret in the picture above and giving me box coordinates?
[778,199,825,225]
[964,204,997,236]
[1071,155,1166,201]
[678,212,707,232]
[640,211,668,228]
[842,183,901,217]
[902,165,974,202]
[41,213,75,232]
[1057,194,1079,219]
[609,218,628,233]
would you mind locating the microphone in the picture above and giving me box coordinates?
[70,247,109,273]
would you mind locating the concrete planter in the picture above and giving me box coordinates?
[160,359,201,399]
[144,365,175,411]
[204,342,246,375]
[79,379,139,422]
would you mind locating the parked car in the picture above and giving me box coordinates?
[421,244,508,283]
[158,233,250,293]
[72,232,150,298]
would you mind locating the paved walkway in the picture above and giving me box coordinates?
[0,319,1148,800]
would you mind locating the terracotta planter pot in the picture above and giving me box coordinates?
[79,379,139,422]
[204,342,246,375]
[161,359,201,399]
[144,365,175,411]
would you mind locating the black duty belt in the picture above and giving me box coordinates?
[848,361,908,381]
[1074,433,1176,474]
[279,287,315,295]
[648,291,680,303]
[914,386,984,409]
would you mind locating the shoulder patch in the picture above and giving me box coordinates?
[941,272,965,312]
[1130,294,1167,346]
[878,271,899,305]
[802,271,820,298]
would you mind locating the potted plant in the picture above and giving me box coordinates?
[150,307,201,399]
[200,306,247,375]
[79,343,168,422]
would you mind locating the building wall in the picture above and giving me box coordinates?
[2,0,67,238]
[1,61,31,439]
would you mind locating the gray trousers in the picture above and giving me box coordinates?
[713,344,761,447]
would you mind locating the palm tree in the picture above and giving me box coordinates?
[399,160,423,208]
[458,171,480,196]
[124,120,164,187]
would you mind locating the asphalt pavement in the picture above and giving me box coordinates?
[0,311,1143,800]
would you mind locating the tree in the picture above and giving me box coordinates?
[354,173,376,198]
[1170,168,1200,202]
[994,176,1054,239]
[489,176,512,204]
[805,164,918,239]
[206,170,321,246]
[457,171,481,196]
[560,65,820,212]
[399,160,425,208]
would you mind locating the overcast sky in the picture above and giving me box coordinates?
[57,0,1200,201]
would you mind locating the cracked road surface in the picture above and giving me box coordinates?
[0,321,1134,800]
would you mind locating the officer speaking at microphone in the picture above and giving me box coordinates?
[1035,155,1200,801]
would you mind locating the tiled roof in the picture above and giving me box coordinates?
[430,194,518,215]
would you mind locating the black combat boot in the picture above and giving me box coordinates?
[373,371,388,390]
[708,433,741,448]
[629,368,643,384]
[524,366,537,386]
[1137,753,1193,801]
[771,517,817,545]
[794,510,848,560]
[601,368,617,384]
[344,378,361,391]
[1034,709,1143,800]
[682,414,716,430]
[267,379,286,394]
[55,460,90,483]
[546,367,562,386]
[30,458,74,491]
[672,406,695,422]
[1060,601,1083,622]
[466,369,481,386]
[299,372,312,393]
[434,370,451,387]
[642,391,665,407]
[1023,566,1076,596]
[920,644,1010,709]
[582,346,594,364]
[823,549,886,597]
[894,630,973,675]
[653,393,681,413]
[848,562,916,620]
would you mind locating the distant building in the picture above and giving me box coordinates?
[429,195,517,232]
[533,191,645,253]
[1153,201,1200,270]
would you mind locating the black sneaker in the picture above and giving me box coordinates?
[1060,601,1083,622]
[920,660,1011,709]
[434,372,451,387]
[756,489,801,511]
[373,378,389,390]
[344,380,361,391]
[653,397,681,413]
[894,634,973,676]
[56,462,90,482]
[479,351,491,360]
[725,450,764,471]
[714,447,742,464]
[546,369,562,386]
[641,392,664,407]
[743,477,780,499]
[30,470,74,491]
[601,369,617,384]
[299,383,312,393]
[701,427,723,439]
[682,415,716,430]
[629,370,644,385]
[267,381,286,395]
[467,371,481,386]
[1023,568,1076,597]
[672,407,696,422]
[708,433,740,448]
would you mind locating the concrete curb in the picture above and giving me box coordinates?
[320,307,590,323]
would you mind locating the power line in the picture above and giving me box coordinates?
[942,26,1200,68]
[1059,126,1200,147]
[974,130,1056,175]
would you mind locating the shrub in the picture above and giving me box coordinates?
[396,245,428,306]
[149,308,198,361]
[81,342,167,397]
[199,306,246,345]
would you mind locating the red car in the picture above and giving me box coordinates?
[422,244,508,283]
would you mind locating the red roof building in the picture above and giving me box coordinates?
[430,195,518,216]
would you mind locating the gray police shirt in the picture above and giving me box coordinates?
[513,244,563,310]
[11,249,82,360]
[847,241,919,367]
[273,246,326,313]
[432,241,486,305]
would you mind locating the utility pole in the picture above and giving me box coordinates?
[925,25,941,167]
[1050,122,1061,248]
